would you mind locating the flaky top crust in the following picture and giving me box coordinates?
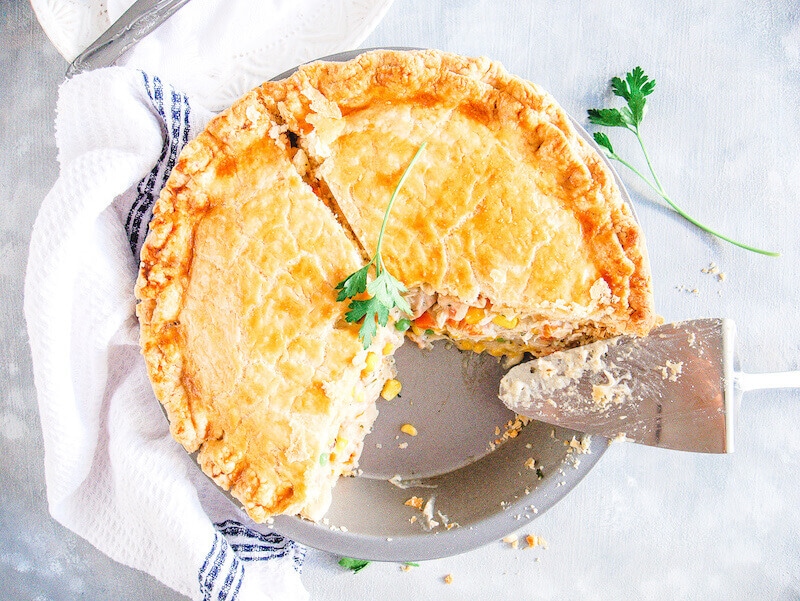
[136,49,659,522]
[259,49,657,337]
[135,88,371,521]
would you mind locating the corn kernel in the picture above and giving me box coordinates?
[381,378,402,401]
[492,314,519,329]
[382,342,395,355]
[334,437,348,453]
[400,423,418,437]
[362,351,379,375]
[464,306,485,325]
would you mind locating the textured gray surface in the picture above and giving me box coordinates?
[5,0,800,599]
[0,1,184,599]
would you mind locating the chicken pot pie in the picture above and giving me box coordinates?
[135,49,659,523]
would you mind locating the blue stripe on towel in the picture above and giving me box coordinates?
[125,72,193,258]
[216,519,307,574]
[199,531,242,601]
[198,521,306,600]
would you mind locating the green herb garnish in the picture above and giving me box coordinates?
[338,557,371,573]
[588,67,779,257]
[336,143,427,347]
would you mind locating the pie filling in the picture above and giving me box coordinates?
[400,285,619,363]
[301,325,402,520]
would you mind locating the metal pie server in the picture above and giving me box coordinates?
[499,318,800,453]
[66,0,192,77]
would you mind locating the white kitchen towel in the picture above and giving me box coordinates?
[109,0,395,111]
[24,67,310,601]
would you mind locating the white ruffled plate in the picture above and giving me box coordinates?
[30,0,395,110]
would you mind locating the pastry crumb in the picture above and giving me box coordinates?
[526,534,548,549]
[487,415,530,450]
[444,574,454,584]
[701,262,726,281]
[405,496,424,510]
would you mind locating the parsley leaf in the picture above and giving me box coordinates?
[588,67,778,257]
[335,142,428,347]
[592,132,615,155]
[587,107,628,129]
[338,557,371,573]
[335,264,370,302]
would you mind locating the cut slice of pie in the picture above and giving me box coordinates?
[135,49,659,523]
[135,89,403,521]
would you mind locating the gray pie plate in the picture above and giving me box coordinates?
[219,49,634,561]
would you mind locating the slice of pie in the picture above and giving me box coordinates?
[134,89,403,521]
[135,49,659,523]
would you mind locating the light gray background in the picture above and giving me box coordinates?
[3,0,800,599]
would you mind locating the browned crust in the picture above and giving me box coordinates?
[135,89,369,521]
[136,49,659,523]
[261,49,658,336]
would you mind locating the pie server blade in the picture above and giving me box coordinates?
[499,318,800,453]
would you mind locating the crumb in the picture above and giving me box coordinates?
[701,262,726,282]
[659,360,683,382]
[524,457,537,470]
[401,564,413,572]
[675,284,700,295]
[444,574,454,585]
[398,442,408,449]
[567,435,591,454]
[502,534,519,549]
[405,496,424,510]
[488,415,530,450]
[525,535,548,549]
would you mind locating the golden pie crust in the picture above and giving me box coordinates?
[135,49,659,523]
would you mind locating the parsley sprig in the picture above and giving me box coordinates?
[335,142,427,348]
[338,557,371,573]
[588,67,779,257]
